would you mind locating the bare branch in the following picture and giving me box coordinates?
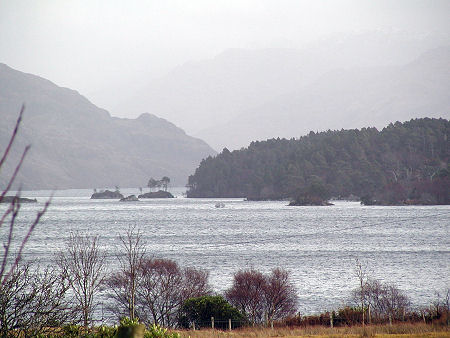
[0,104,24,169]
[0,146,30,204]
[0,196,20,279]
[56,233,107,327]
[1,196,52,287]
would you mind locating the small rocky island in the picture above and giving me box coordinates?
[288,181,333,206]
[1,196,37,203]
[288,196,333,206]
[138,190,174,199]
[120,195,139,202]
[90,190,124,199]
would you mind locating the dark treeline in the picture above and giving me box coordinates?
[187,118,449,205]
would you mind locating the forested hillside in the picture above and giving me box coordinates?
[187,118,449,205]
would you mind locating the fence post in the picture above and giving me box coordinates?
[368,304,371,324]
[388,313,392,326]
[271,320,274,330]
[229,318,232,331]
[211,316,214,329]
[192,322,195,331]
[330,312,333,328]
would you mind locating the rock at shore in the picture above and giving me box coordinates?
[138,190,174,199]
[288,196,333,206]
[90,190,124,199]
[0,196,37,203]
[120,195,139,202]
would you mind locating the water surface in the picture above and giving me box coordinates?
[3,188,449,318]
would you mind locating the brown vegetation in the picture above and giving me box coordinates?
[226,268,298,326]
[137,257,211,326]
[176,323,449,337]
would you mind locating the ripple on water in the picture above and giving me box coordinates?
[3,191,449,317]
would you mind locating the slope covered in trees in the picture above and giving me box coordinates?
[187,118,449,205]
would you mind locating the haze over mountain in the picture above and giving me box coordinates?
[0,63,216,190]
[111,32,449,150]
[197,45,450,150]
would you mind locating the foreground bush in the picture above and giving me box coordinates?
[117,317,180,338]
[225,268,298,325]
[178,296,245,329]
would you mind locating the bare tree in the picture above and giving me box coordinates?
[180,267,212,301]
[356,278,384,321]
[137,258,183,326]
[105,269,131,319]
[136,258,211,327]
[225,269,267,325]
[226,268,298,325]
[106,227,146,320]
[354,259,370,325]
[0,106,51,287]
[352,277,410,323]
[263,268,298,323]
[57,233,106,327]
[383,283,409,320]
[0,261,70,336]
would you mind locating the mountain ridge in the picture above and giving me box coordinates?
[112,32,449,139]
[0,63,216,190]
[196,46,450,150]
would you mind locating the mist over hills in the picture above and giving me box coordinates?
[0,63,216,190]
[112,32,449,150]
[198,46,450,150]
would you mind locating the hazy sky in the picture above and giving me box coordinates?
[1,0,449,116]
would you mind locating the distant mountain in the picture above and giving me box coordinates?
[187,118,449,205]
[0,63,216,190]
[197,46,450,150]
[114,32,449,138]
[115,48,314,133]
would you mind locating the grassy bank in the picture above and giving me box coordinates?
[175,323,449,337]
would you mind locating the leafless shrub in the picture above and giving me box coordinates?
[352,278,410,322]
[136,258,211,327]
[226,268,298,325]
[0,261,70,336]
[181,266,212,301]
[137,258,183,326]
[354,258,370,325]
[225,269,266,324]
[264,268,298,322]
[105,227,146,320]
[428,289,450,325]
[57,233,107,327]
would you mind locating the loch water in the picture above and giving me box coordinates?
[3,188,449,319]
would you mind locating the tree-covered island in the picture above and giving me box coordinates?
[187,118,449,205]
